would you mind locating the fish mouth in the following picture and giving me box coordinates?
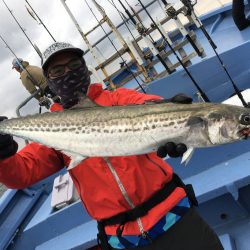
[239,128,250,139]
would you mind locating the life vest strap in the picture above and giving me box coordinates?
[97,174,198,250]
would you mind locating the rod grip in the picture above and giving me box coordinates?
[186,35,203,57]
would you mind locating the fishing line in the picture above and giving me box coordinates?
[107,0,138,45]
[180,0,249,107]
[136,0,210,102]
[123,0,156,42]
[108,0,169,77]
[1,0,42,59]
[124,0,173,57]
[108,0,157,81]
[25,0,56,42]
[117,0,174,74]
[84,0,147,93]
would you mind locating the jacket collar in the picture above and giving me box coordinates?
[50,83,104,112]
[87,83,104,101]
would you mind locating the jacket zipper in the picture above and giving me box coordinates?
[103,157,147,236]
[146,154,167,176]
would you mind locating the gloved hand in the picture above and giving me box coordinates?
[157,93,192,158]
[148,93,193,105]
[167,93,193,104]
[157,142,187,158]
[0,116,18,160]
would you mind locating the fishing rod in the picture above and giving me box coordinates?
[84,0,147,93]
[89,0,152,84]
[180,0,217,49]
[179,0,249,107]
[159,0,203,57]
[60,0,116,90]
[116,0,175,75]
[1,0,42,59]
[123,0,161,45]
[25,0,56,42]
[123,0,192,69]
[107,0,158,77]
[107,0,137,42]
[136,0,210,102]
[123,0,176,61]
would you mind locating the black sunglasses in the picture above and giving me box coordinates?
[48,58,83,78]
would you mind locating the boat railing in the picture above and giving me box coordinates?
[15,89,41,117]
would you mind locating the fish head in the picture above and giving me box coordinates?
[206,104,250,145]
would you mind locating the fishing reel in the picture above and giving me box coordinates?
[165,4,182,19]
[181,0,197,16]
[39,96,52,110]
[136,23,149,36]
[39,93,61,110]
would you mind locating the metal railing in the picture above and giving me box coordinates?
[15,89,40,117]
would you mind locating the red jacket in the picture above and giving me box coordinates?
[0,84,186,235]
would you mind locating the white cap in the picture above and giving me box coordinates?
[42,42,84,70]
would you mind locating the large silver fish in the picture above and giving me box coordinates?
[0,99,250,169]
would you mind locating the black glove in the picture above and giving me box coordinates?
[168,93,193,104]
[157,93,192,158]
[0,116,18,160]
[148,94,193,105]
[157,142,187,158]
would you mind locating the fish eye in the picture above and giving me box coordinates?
[240,114,250,125]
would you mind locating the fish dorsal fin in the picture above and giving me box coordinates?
[186,116,206,126]
[70,96,100,109]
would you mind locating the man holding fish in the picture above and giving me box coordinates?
[0,42,235,250]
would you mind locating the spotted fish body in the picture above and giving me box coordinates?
[0,102,249,168]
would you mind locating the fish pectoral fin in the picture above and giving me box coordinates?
[61,150,88,170]
[68,155,88,170]
[70,95,100,109]
[181,147,194,166]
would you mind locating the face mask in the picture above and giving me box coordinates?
[48,61,90,109]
